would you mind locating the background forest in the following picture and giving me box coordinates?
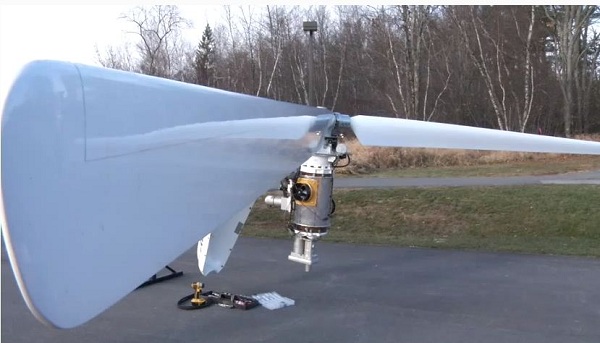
[97,5,600,137]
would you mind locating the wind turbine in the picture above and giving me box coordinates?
[2,60,600,329]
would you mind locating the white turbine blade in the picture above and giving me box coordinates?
[351,115,600,155]
[0,60,333,329]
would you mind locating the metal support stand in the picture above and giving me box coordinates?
[137,265,183,289]
[288,236,318,272]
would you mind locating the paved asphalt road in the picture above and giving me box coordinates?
[3,238,599,343]
[3,172,600,343]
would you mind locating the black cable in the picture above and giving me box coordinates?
[334,154,351,168]
[177,293,213,310]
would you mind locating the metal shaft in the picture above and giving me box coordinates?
[308,30,315,106]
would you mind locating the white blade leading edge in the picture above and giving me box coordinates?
[351,115,600,154]
[0,61,334,328]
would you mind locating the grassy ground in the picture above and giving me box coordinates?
[343,155,600,178]
[243,138,600,257]
[244,185,600,257]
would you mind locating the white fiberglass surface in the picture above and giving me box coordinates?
[351,115,600,155]
[197,202,253,276]
[0,60,332,328]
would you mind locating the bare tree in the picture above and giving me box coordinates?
[330,6,349,111]
[95,44,136,72]
[517,6,536,133]
[262,6,284,98]
[238,5,258,94]
[421,18,452,122]
[121,5,191,78]
[448,6,544,132]
[400,5,428,119]
[365,6,449,120]
[544,5,597,136]
[578,26,600,132]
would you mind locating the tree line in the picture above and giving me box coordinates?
[97,5,600,137]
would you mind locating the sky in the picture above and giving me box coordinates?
[0,4,224,113]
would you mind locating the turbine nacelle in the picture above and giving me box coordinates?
[263,114,350,271]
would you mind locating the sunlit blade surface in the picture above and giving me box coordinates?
[351,115,600,154]
[0,60,333,328]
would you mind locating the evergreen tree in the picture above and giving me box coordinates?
[195,24,215,86]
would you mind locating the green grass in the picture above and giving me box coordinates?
[244,185,600,257]
[339,156,600,178]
